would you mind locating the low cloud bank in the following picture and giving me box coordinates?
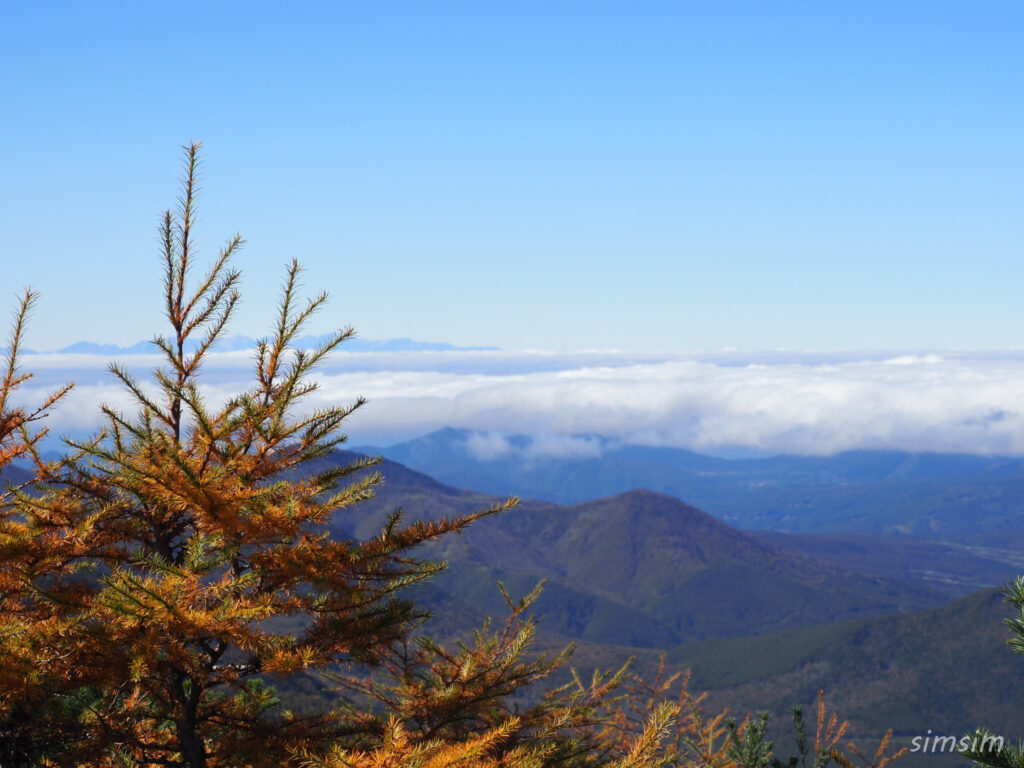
[464,432,608,461]
[14,349,1024,456]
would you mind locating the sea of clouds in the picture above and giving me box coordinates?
[15,347,1024,456]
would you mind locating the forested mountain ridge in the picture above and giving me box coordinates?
[323,452,986,647]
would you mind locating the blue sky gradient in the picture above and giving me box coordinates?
[3,2,1023,353]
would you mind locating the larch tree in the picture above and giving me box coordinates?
[1,143,513,767]
[0,290,78,765]
[0,144,906,768]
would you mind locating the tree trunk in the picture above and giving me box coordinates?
[175,674,207,768]
[176,716,207,768]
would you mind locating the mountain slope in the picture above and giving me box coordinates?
[669,587,1024,742]
[325,452,949,646]
[753,530,1024,597]
[479,490,942,639]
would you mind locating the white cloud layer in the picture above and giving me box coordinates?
[15,348,1024,456]
[462,432,607,461]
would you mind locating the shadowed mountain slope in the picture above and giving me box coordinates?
[323,452,949,647]
[669,587,1024,748]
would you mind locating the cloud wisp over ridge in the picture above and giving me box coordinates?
[15,348,1024,457]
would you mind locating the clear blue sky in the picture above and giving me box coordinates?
[2,2,1022,353]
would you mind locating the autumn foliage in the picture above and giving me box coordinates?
[0,145,905,768]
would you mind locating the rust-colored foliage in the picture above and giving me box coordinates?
[0,145,905,768]
[300,589,904,768]
[0,290,78,762]
[0,144,513,767]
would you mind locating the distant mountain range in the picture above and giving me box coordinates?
[362,427,1024,536]
[26,335,498,355]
